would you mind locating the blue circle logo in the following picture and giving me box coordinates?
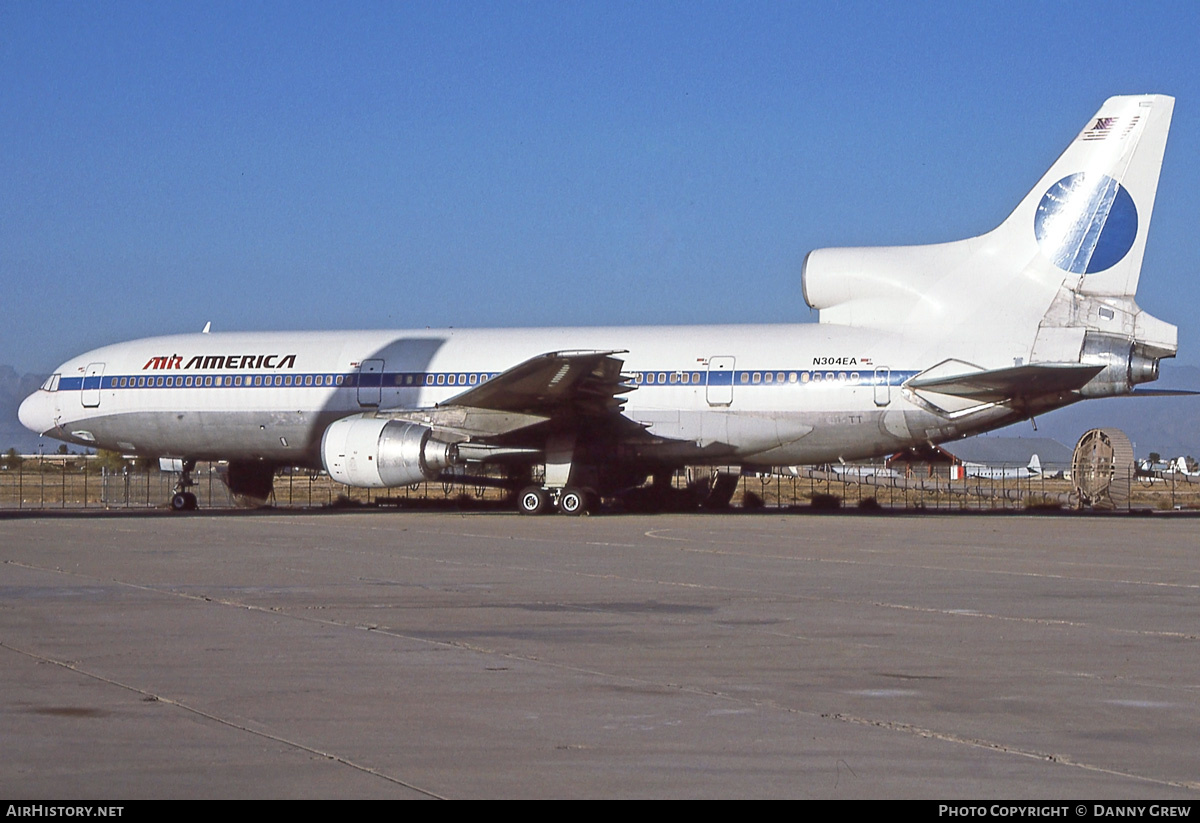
[1033,173,1137,274]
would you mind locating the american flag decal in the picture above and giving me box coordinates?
[1081,116,1117,141]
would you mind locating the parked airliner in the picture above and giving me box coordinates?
[19,95,1182,514]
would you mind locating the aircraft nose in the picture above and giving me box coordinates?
[18,391,52,435]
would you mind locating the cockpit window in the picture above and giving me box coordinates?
[40,374,60,392]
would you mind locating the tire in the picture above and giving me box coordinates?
[171,492,190,512]
[518,485,550,515]
[558,487,590,516]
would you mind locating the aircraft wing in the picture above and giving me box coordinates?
[383,350,639,441]
[907,362,1104,403]
[442,349,630,417]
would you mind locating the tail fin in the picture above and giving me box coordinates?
[1019,95,1172,299]
[1028,454,1042,475]
[802,95,1177,374]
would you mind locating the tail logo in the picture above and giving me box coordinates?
[1034,172,1138,274]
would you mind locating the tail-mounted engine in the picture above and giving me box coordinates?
[321,415,460,487]
[1078,332,1161,398]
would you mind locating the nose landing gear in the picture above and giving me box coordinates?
[170,459,199,512]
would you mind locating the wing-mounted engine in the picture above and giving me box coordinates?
[321,414,460,488]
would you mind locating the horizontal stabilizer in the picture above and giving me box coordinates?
[1126,388,1200,397]
[908,362,1104,403]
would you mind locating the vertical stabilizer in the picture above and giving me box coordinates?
[1013,94,1172,299]
[802,95,1177,371]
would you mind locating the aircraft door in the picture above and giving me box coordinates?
[81,363,105,408]
[873,366,891,406]
[357,359,384,407]
[706,356,735,406]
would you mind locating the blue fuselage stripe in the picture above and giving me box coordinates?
[48,368,917,394]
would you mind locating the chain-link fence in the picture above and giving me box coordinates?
[1,456,1192,512]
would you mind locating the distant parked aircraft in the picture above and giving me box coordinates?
[963,454,1042,480]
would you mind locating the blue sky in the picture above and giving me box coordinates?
[3,1,1199,374]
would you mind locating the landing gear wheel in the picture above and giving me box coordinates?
[171,459,199,511]
[518,485,551,515]
[557,487,592,516]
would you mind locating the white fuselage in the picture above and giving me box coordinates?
[18,323,1022,468]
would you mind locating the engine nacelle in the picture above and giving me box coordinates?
[321,415,459,488]
[1078,332,1160,397]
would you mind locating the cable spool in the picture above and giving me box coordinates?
[1071,429,1135,509]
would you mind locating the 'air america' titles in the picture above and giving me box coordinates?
[142,354,298,371]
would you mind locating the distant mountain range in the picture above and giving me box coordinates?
[3,362,1199,460]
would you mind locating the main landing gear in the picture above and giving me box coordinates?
[517,485,598,516]
[170,459,199,512]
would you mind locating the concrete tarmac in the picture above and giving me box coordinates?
[2,509,1199,798]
